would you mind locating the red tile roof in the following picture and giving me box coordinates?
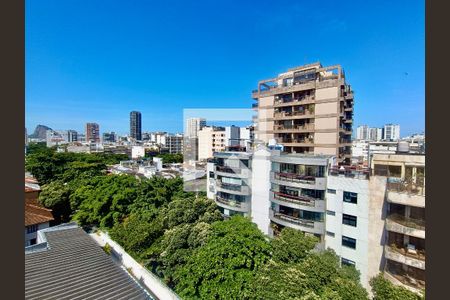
[25,198,54,226]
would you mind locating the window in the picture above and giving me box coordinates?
[326,210,335,216]
[343,191,357,204]
[343,214,357,227]
[341,257,356,267]
[30,238,37,245]
[374,164,388,176]
[327,189,336,194]
[209,171,214,178]
[342,236,356,249]
[326,231,335,237]
[27,225,38,234]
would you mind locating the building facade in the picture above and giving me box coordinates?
[252,62,354,164]
[130,111,142,140]
[207,151,253,217]
[185,117,206,138]
[102,131,116,143]
[166,134,183,154]
[383,124,401,141]
[85,123,100,143]
[371,154,425,293]
[198,126,226,160]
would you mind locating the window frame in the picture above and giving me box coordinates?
[342,236,356,249]
[342,214,357,227]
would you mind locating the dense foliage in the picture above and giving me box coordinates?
[26,146,422,300]
[156,153,183,163]
[370,273,425,300]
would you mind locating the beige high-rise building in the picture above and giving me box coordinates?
[198,126,226,160]
[252,62,354,164]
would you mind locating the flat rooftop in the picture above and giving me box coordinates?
[25,224,152,300]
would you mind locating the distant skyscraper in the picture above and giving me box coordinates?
[185,118,206,138]
[130,111,142,140]
[85,123,100,143]
[356,125,369,140]
[383,124,400,141]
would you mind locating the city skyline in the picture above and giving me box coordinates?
[26,0,424,136]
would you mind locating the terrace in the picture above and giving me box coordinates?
[271,190,316,207]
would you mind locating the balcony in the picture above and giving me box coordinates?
[252,81,317,98]
[344,91,354,99]
[273,110,314,120]
[215,196,249,212]
[273,96,315,107]
[386,181,425,208]
[385,245,425,270]
[271,190,316,207]
[274,124,315,133]
[273,172,316,184]
[386,214,425,239]
[328,167,370,180]
[216,181,250,195]
[270,209,315,228]
[215,165,241,174]
[279,138,314,146]
[344,107,353,112]
[384,270,425,294]
[252,103,258,109]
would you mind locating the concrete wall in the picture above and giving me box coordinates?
[315,132,337,144]
[315,102,338,115]
[315,87,338,100]
[315,117,338,129]
[91,231,181,300]
[314,147,337,156]
[25,222,50,247]
[325,176,371,289]
[250,147,272,235]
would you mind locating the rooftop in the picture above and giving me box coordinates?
[25,198,54,226]
[25,224,152,300]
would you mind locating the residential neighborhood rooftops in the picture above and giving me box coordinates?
[25,224,152,300]
[25,198,54,226]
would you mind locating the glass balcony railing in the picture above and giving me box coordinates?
[273,172,316,184]
[272,190,316,207]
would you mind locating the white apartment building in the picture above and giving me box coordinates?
[383,124,401,141]
[356,125,382,142]
[356,125,369,140]
[205,146,425,295]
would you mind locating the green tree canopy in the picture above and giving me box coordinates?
[174,216,272,300]
[370,273,424,300]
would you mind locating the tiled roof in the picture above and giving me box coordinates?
[25,199,54,226]
[25,225,152,300]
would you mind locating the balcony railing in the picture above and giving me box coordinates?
[216,181,242,192]
[216,165,241,175]
[274,96,315,106]
[274,172,316,184]
[385,270,425,291]
[274,124,315,131]
[216,196,246,209]
[274,110,313,118]
[280,138,314,144]
[328,167,370,180]
[272,190,316,207]
[271,210,316,228]
[387,180,425,196]
[387,244,426,262]
[387,214,425,231]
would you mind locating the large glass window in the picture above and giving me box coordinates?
[343,191,358,204]
[27,225,38,234]
[343,214,357,227]
[342,236,356,249]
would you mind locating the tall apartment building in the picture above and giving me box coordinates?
[198,127,226,160]
[185,117,206,138]
[85,123,100,143]
[207,151,252,217]
[356,125,369,140]
[369,127,383,142]
[166,134,183,154]
[66,130,78,142]
[130,111,142,141]
[383,124,401,141]
[205,146,425,294]
[252,62,354,164]
[371,153,425,294]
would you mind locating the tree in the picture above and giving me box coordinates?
[39,180,72,224]
[174,216,272,300]
[370,273,424,300]
[271,227,317,263]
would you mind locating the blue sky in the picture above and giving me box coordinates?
[26,0,424,137]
